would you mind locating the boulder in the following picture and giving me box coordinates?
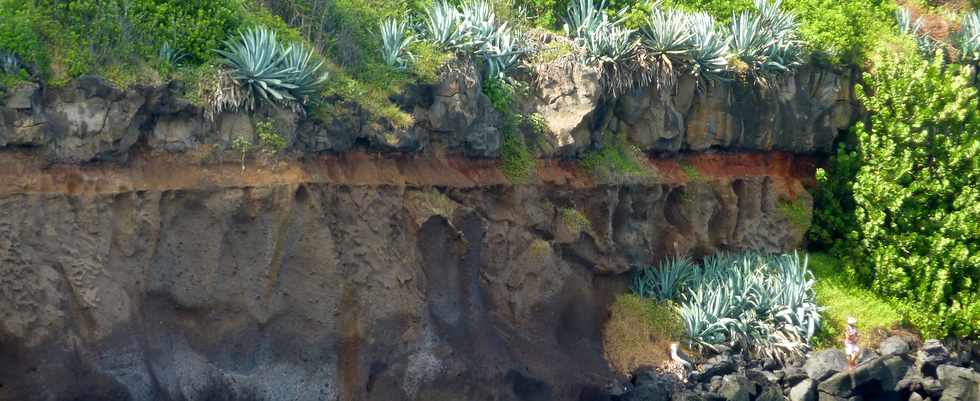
[918,340,951,377]
[937,365,979,401]
[782,367,810,387]
[718,374,757,401]
[817,354,912,400]
[908,392,924,401]
[701,354,737,379]
[0,82,45,147]
[521,58,600,156]
[806,349,848,381]
[755,385,783,401]
[44,77,146,162]
[880,336,912,356]
[790,379,817,401]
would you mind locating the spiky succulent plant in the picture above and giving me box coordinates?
[686,12,729,83]
[641,8,693,60]
[729,11,773,66]
[380,18,416,70]
[158,41,187,69]
[423,0,469,49]
[217,27,297,109]
[958,12,980,63]
[896,7,938,57]
[460,0,501,46]
[217,26,329,111]
[0,51,22,75]
[637,251,821,362]
[477,24,523,79]
[281,41,328,102]
[632,257,695,301]
[563,0,627,39]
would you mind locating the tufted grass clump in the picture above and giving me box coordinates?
[634,252,822,363]
[580,132,652,181]
[604,293,685,375]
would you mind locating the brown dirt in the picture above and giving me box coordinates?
[0,149,818,197]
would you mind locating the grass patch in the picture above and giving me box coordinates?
[778,197,811,232]
[559,207,592,233]
[810,253,904,349]
[604,294,685,375]
[678,160,704,182]
[580,133,653,181]
[500,133,536,184]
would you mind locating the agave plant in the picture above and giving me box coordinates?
[217,27,297,109]
[640,8,693,87]
[563,0,627,39]
[281,41,329,103]
[641,251,821,361]
[729,11,772,67]
[686,12,729,83]
[633,257,695,301]
[477,25,524,79]
[158,41,187,68]
[0,51,22,75]
[897,7,938,57]
[460,0,501,46]
[958,12,980,63]
[380,18,416,70]
[423,0,467,49]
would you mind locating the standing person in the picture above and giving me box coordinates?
[844,317,860,369]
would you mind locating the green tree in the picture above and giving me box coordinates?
[853,51,980,338]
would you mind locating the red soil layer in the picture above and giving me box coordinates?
[0,150,817,196]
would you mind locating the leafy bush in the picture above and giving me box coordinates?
[0,1,50,76]
[807,144,864,270]
[782,0,895,66]
[635,252,821,361]
[851,51,980,338]
[256,119,287,152]
[133,0,246,64]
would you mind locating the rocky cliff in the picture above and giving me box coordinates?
[0,63,854,401]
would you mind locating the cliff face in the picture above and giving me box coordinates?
[0,63,852,401]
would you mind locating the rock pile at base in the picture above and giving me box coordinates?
[617,337,980,401]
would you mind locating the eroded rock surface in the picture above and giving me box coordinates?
[0,152,814,401]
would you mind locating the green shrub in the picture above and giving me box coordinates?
[807,143,864,268]
[580,132,651,180]
[852,51,980,338]
[133,0,245,64]
[0,1,50,76]
[256,119,287,152]
[500,131,537,183]
[783,0,896,66]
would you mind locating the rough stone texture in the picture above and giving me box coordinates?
[0,62,854,163]
[0,149,816,401]
[937,365,980,401]
[719,374,756,401]
[817,354,912,401]
[609,67,854,155]
[806,349,849,381]
[918,340,951,377]
[790,379,817,401]
[0,82,45,147]
[880,336,912,356]
[520,61,601,156]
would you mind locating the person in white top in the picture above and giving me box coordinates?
[844,316,860,369]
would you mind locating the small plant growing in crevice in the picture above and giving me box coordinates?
[231,136,251,173]
[559,207,592,234]
[256,119,287,153]
[678,160,704,182]
[580,132,652,181]
[777,197,810,232]
[500,133,536,184]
